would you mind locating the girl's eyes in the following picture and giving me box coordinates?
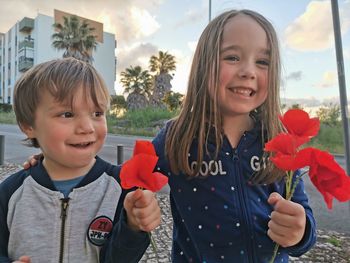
[257,59,270,67]
[224,55,239,62]
[223,56,270,67]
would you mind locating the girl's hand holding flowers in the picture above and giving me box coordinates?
[267,192,306,248]
[265,109,350,262]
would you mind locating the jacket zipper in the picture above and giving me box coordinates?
[233,148,255,263]
[59,198,70,263]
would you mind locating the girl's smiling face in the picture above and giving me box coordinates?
[215,14,270,120]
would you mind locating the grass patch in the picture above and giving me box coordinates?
[327,236,341,247]
[107,107,178,137]
[308,123,344,154]
[0,111,17,125]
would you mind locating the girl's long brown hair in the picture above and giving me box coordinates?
[165,9,284,184]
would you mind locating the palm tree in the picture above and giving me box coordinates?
[52,15,98,63]
[149,51,176,75]
[120,65,153,110]
[149,51,176,108]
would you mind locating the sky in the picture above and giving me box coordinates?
[0,0,349,106]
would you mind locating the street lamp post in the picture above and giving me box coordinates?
[209,0,212,22]
[331,0,350,176]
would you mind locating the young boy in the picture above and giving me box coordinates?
[0,58,160,263]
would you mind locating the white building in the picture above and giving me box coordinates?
[0,9,116,104]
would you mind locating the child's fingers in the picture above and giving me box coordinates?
[22,256,31,263]
[268,217,291,236]
[268,192,304,216]
[22,154,41,169]
[270,211,295,227]
[22,160,31,170]
[267,228,288,247]
[13,256,31,263]
[124,189,161,232]
[134,190,156,208]
[124,189,143,211]
[134,205,161,232]
[267,192,283,206]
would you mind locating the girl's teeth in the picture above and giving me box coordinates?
[232,88,252,96]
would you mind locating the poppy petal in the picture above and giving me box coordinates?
[307,148,350,209]
[265,133,309,155]
[280,109,320,138]
[120,140,169,192]
[133,140,156,156]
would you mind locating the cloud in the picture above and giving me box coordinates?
[114,42,159,94]
[285,0,350,51]
[0,0,161,46]
[285,71,303,81]
[0,0,165,95]
[168,49,192,95]
[188,41,198,52]
[314,71,338,88]
[117,42,158,73]
[174,7,206,28]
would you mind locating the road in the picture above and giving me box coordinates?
[0,123,150,164]
[0,123,349,233]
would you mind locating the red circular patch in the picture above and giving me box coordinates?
[87,216,113,246]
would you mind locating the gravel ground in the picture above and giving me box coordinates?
[1,163,349,263]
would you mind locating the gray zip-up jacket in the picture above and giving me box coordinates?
[0,156,149,263]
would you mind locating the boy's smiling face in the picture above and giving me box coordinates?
[22,86,108,180]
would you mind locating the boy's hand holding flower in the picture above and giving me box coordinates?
[267,192,306,248]
[120,140,168,254]
[124,188,161,232]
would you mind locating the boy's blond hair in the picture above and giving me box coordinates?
[13,57,110,148]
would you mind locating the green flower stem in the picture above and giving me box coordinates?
[149,232,158,255]
[137,187,159,261]
[268,170,308,263]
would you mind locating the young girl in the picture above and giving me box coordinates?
[152,9,316,262]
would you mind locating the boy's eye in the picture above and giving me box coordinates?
[93,111,105,117]
[60,112,74,118]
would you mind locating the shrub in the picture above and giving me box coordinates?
[0,103,13,113]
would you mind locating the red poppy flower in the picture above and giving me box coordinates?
[120,140,168,192]
[279,109,320,139]
[265,133,310,171]
[265,133,309,155]
[300,148,350,209]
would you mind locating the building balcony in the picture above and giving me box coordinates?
[19,17,34,32]
[18,57,33,72]
[19,40,34,50]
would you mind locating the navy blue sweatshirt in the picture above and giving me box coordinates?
[152,122,316,263]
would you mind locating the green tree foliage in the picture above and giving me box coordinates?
[289,104,303,110]
[110,95,126,116]
[52,15,98,63]
[149,51,176,75]
[316,103,341,127]
[163,91,184,111]
[120,66,153,98]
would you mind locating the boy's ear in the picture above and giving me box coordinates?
[20,123,35,138]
